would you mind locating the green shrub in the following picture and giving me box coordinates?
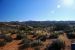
[0,41,6,47]
[18,38,31,45]
[49,32,59,39]
[18,39,31,50]
[31,40,42,47]
[66,32,75,39]
[5,36,13,42]
[34,47,40,50]
[16,33,25,40]
[36,35,46,41]
[19,43,30,50]
[46,39,65,50]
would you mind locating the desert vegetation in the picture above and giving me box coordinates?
[0,21,75,50]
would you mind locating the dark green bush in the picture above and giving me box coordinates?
[49,33,59,39]
[66,32,75,39]
[16,33,25,40]
[18,38,31,45]
[5,36,13,42]
[31,40,42,47]
[19,43,30,50]
[0,41,6,47]
[34,47,40,50]
[46,39,65,50]
[18,39,31,50]
[36,35,46,41]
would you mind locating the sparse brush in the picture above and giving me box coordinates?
[16,33,25,40]
[0,40,6,47]
[36,35,46,41]
[46,39,65,50]
[34,47,40,50]
[18,39,31,50]
[5,36,13,42]
[66,32,75,39]
[31,40,42,47]
[19,43,30,50]
[18,38,31,45]
[49,32,59,39]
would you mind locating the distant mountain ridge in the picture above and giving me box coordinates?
[0,21,75,26]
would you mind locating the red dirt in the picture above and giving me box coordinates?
[63,33,71,50]
[0,33,72,50]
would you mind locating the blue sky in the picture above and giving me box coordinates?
[0,0,75,21]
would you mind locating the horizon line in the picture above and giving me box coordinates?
[1,20,75,22]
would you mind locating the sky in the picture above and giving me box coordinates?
[0,0,75,21]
